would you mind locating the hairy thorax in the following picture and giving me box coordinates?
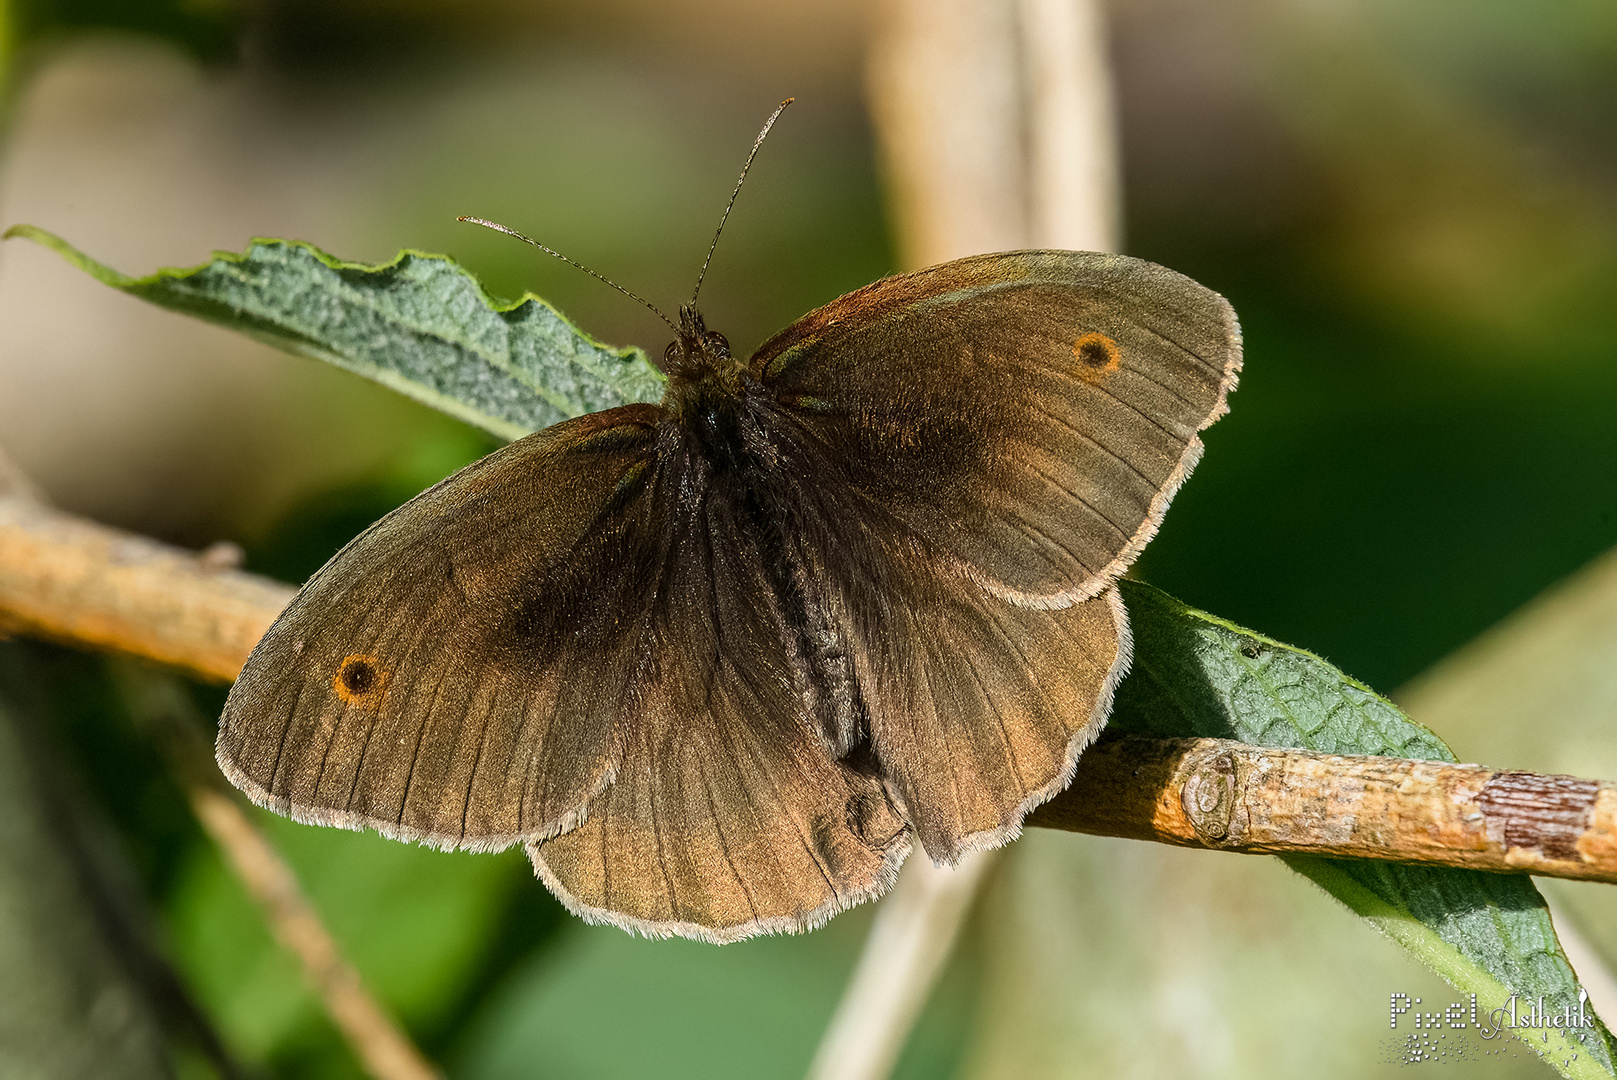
[660,305,745,414]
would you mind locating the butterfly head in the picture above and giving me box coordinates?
[662,304,742,421]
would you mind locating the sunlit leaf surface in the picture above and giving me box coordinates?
[5,225,666,442]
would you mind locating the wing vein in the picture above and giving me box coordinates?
[459,675,501,842]
[395,664,449,828]
[697,741,760,921]
[266,681,304,798]
[952,626,1028,793]
[1135,320,1222,376]
[649,729,681,920]
[1025,402,1166,491]
[1007,451,1132,545]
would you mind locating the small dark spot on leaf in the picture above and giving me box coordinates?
[1238,637,1266,659]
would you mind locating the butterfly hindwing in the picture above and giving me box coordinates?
[848,575,1129,863]
[530,432,910,940]
[737,401,1130,862]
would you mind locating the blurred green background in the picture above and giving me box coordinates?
[0,1,1613,1078]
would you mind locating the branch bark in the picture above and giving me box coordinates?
[1034,734,1617,883]
[6,491,1617,885]
[0,495,291,683]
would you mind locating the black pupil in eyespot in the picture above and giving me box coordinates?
[341,660,375,695]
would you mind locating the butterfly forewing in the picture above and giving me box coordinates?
[218,406,665,849]
[739,250,1238,861]
[750,250,1241,607]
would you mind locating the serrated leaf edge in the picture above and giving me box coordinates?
[3,223,664,441]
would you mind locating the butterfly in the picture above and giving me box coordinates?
[215,105,1240,943]
[216,246,1240,943]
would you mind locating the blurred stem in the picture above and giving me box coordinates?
[830,2,1122,1077]
[112,664,442,1080]
[1018,0,1121,251]
[806,857,992,1080]
[867,0,1026,269]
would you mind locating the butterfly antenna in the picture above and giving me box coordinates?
[689,97,794,309]
[457,215,679,334]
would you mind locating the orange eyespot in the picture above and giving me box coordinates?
[334,654,388,706]
[1073,332,1121,380]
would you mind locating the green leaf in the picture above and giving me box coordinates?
[4,224,666,441]
[1113,578,1617,1078]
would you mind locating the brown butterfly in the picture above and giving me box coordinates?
[216,113,1241,944]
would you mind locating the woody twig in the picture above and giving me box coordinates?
[0,494,291,682]
[1035,734,1617,883]
[6,491,1617,885]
